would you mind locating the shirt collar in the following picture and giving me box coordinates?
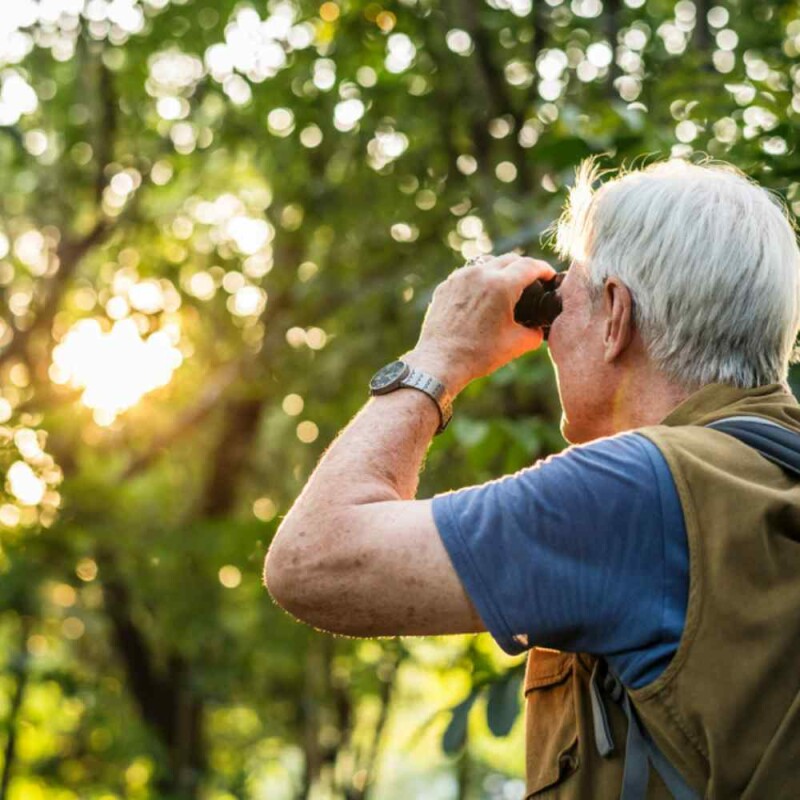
[660,383,797,428]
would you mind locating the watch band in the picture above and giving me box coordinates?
[368,360,454,435]
[399,367,453,435]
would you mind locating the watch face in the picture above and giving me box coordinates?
[369,360,409,392]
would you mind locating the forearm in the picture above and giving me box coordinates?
[277,349,468,525]
[264,348,477,632]
[288,393,437,513]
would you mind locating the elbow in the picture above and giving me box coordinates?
[264,521,364,634]
[264,526,329,627]
[263,537,302,616]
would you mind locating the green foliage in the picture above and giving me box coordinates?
[442,666,523,754]
[443,690,480,756]
[486,672,523,738]
[0,0,796,798]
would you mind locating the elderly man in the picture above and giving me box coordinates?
[265,159,800,799]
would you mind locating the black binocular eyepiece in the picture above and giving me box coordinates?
[513,273,565,338]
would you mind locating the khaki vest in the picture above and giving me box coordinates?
[523,383,800,799]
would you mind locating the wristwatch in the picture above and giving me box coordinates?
[369,359,453,435]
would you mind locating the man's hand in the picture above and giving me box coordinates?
[411,253,557,392]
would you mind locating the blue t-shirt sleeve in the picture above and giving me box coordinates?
[431,432,688,689]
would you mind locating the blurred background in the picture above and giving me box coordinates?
[0,0,798,797]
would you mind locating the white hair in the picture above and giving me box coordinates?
[554,157,800,389]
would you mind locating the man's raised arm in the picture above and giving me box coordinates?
[263,253,554,638]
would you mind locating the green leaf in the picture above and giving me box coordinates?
[442,690,479,755]
[486,673,522,737]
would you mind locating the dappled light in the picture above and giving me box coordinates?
[0,0,797,797]
[50,318,182,425]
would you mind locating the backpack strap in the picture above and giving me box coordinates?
[705,415,800,479]
[590,660,700,799]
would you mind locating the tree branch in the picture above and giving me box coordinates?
[96,547,176,744]
[0,51,120,372]
[120,361,243,481]
[693,0,713,68]
[95,57,117,204]
[0,219,111,370]
[605,0,622,97]
[359,648,406,800]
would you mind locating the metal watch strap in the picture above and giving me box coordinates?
[400,367,453,435]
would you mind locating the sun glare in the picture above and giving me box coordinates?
[50,318,183,425]
[7,460,45,505]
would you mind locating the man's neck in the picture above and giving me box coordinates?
[608,365,693,433]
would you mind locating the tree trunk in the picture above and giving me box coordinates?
[200,394,266,517]
[99,550,206,798]
[605,0,621,97]
[299,636,327,798]
[0,621,30,800]
[361,648,405,800]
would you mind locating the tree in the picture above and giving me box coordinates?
[0,0,797,797]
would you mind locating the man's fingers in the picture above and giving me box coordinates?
[500,257,557,288]
[478,252,556,282]
[454,253,557,303]
[491,252,522,268]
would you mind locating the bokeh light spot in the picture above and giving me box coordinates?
[253,497,277,522]
[76,558,98,582]
[296,420,319,443]
[62,616,85,640]
[282,394,304,416]
[219,565,242,588]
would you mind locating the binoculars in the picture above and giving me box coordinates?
[514,273,565,338]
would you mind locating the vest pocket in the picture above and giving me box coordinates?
[524,648,580,797]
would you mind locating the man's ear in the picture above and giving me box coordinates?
[602,277,634,363]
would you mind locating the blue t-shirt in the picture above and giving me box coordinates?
[431,432,688,689]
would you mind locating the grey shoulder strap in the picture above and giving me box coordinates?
[705,415,800,478]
